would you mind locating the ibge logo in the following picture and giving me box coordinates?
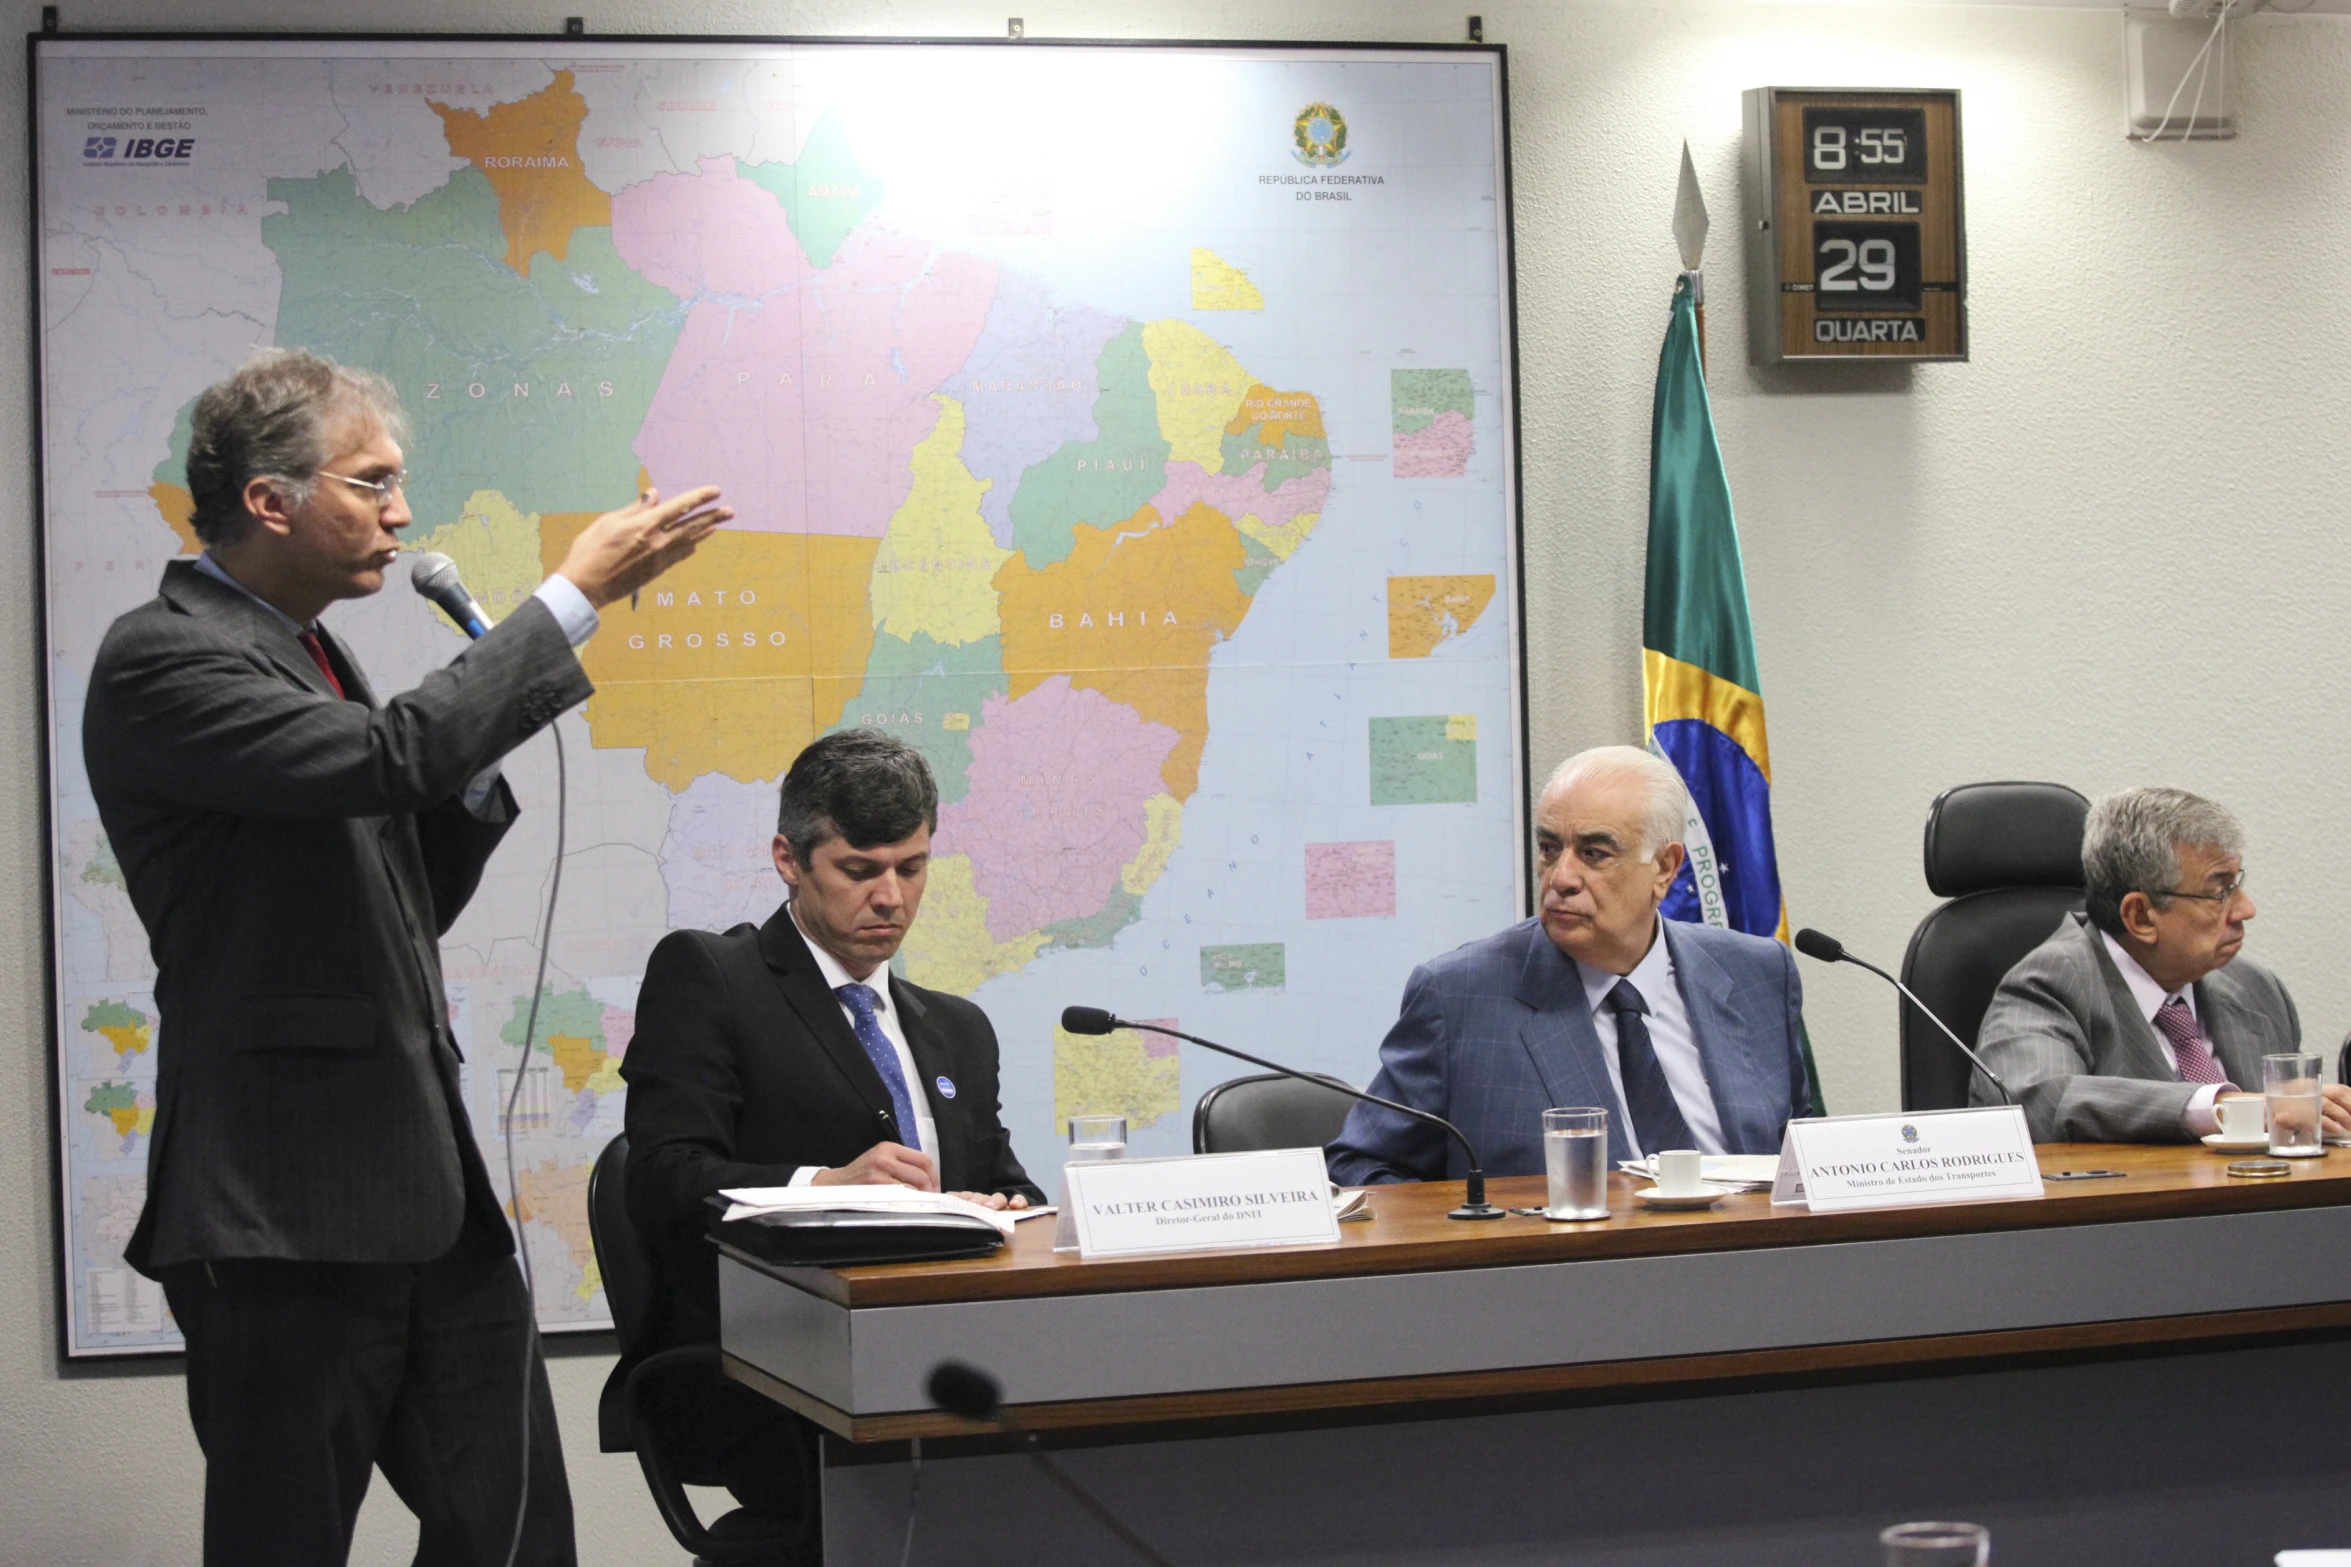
[83,134,195,164]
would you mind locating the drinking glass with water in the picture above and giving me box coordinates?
[1542,1107,1610,1220]
[1052,1113,1130,1252]
[2264,1053,2325,1158]
[1068,1113,1129,1163]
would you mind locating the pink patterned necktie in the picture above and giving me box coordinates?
[2153,995,2229,1087]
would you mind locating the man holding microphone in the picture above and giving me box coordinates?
[82,347,730,1566]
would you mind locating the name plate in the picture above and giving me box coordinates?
[1066,1148,1340,1259]
[1770,1105,2042,1211]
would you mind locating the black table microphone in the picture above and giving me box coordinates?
[1792,928,2013,1105]
[926,1361,1176,1567]
[1059,1006,1505,1219]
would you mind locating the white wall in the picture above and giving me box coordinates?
[3,1,2346,1561]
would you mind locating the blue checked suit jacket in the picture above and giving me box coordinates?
[1326,917,1811,1182]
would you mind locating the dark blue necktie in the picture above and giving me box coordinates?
[836,982,922,1153]
[1608,978,1695,1157]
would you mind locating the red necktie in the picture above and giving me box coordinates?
[297,628,345,699]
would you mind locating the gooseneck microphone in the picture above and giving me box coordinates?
[1059,1006,1505,1219]
[1792,928,2013,1105]
[928,1361,1176,1567]
[409,551,491,640]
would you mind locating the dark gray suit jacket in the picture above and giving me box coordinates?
[83,560,592,1272]
[1971,912,2298,1142]
[1326,917,1811,1181]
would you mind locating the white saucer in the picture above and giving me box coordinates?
[2202,1132,2270,1152]
[1636,1183,1734,1210]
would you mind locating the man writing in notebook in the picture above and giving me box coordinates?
[619,728,1042,1561]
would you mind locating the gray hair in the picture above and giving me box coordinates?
[2081,786,2244,937]
[184,347,407,545]
[1542,745,1689,863]
[776,728,939,864]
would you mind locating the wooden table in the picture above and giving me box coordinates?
[721,1145,2351,1564]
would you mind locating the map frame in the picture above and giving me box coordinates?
[32,31,1531,1358]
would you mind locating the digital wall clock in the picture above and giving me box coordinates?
[1742,88,1967,363]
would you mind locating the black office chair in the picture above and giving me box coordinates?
[587,1135,800,1566]
[1193,1072,1360,1154]
[1897,782,2089,1111]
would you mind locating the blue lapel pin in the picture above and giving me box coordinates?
[935,1074,956,1099]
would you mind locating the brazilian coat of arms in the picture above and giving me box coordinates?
[1292,102,1350,167]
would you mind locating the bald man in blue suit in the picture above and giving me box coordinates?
[1328,747,1811,1183]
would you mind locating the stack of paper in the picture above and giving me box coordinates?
[718,1185,1019,1237]
[1617,1155,1780,1191]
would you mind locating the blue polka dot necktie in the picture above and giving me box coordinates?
[836,982,922,1153]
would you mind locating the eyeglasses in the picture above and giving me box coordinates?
[317,468,409,507]
[2151,871,2249,906]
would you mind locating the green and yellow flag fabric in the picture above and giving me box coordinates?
[1644,273,1824,1112]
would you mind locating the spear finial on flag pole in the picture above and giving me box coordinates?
[1673,140,1710,371]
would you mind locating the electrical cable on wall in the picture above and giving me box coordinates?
[2148,5,2230,142]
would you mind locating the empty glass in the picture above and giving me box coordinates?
[1542,1107,1610,1220]
[1881,1521,1989,1565]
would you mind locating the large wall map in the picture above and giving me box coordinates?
[36,39,1521,1355]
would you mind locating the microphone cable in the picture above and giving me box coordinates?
[409,551,567,1566]
[500,719,567,1567]
[898,1437,923,1567]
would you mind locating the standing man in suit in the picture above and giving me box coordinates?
[83,347,730,1566]
[621,728,1044,1560]
[1327,745,1810,1183]
[1972,786,2351,1142]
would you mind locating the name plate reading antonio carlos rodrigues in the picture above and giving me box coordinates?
[1066,1148,1341,1259]
[1769,1105,2041,1212]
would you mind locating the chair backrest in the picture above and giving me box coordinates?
[587,1133,655,1354]
[1193,1072,1360,1155]
[1899,782,2089,1111]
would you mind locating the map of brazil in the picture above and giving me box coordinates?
[37,40,1519,1353]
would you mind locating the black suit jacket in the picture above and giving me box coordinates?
[82,561,592,1272]
[621,903,1043,1351]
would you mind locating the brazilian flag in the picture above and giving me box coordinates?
[1644,273,1824,1113]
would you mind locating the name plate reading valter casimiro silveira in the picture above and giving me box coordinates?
[1066,1148,1341,1259]
[1770,1105,2042,1212]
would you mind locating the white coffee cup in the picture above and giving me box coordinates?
[1655,1148,1705,1198]
[2214,1092,2267,1141]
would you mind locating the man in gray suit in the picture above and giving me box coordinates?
[1327,745,1811,1182]
[83,348,729,1566]
[1973,786,2351,1143]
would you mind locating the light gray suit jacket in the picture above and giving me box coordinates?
[1970,912,2298,1142]
[1325,917,1811,1181]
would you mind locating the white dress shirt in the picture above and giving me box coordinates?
[1574,921,1727,1159]
[193,553,599,815]
[2098,928,2227,1137]
[785,903,936,1185]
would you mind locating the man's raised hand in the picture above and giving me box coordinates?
[555,484,733,609]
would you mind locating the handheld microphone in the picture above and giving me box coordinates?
[1792,928,2013,1105]
[1059,1006,1505,1220]
[408,551,491,640]
[927,1361,1176,1567]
